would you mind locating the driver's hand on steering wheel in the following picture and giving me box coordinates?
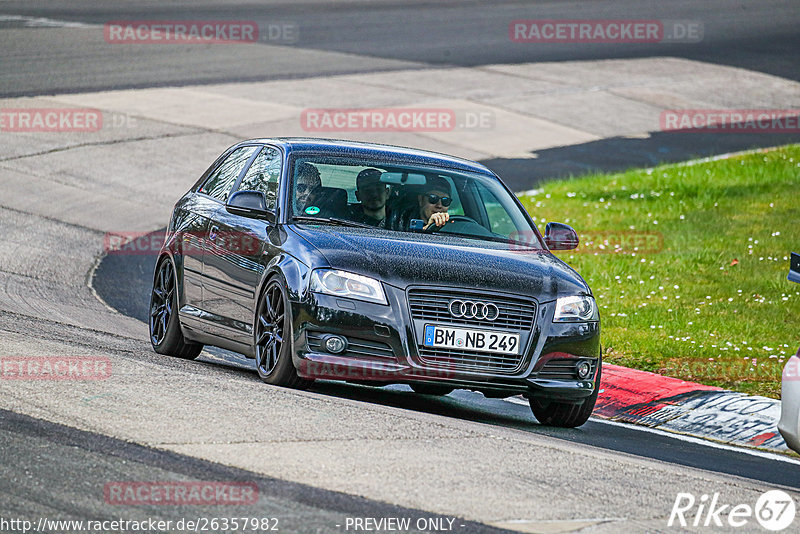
[424,212,450,230]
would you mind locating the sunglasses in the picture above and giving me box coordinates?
[424,194,452,207]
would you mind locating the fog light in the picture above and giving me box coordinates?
[576,360,593,379]
[323,335,347,354]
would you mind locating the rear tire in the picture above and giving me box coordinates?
[411,384,454,396]
[254,276,311,389]
[529,360,602,428]
[149,257,203,360]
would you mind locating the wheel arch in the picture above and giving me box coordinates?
[255,253,310,304]
[153,250,188,309]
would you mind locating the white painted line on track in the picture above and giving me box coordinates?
[503,396,800,464]
[0,14,97,28]
[86,253,125,315]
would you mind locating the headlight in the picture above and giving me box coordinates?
[553,295,599,322]
[310,269,388,305]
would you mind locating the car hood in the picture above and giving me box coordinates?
[290,224,590,301]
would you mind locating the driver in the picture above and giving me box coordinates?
[416,176,452,230]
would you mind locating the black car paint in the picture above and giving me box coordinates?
[157,138,600,400]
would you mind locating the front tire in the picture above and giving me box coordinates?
[149,257,203,359]
[529,360,602,428]
[254,277,311,389]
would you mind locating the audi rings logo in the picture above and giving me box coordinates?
[448,300,500,321]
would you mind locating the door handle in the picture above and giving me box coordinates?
[209,225,219,241]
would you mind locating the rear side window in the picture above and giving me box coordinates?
[237,146,282,210]
[199,145,258,201]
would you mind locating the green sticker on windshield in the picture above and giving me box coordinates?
[305,206,320,215]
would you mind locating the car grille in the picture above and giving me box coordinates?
[536,357,598,380]
[407,288,536,330]
[306,331,395,361]
[408,288,536,373]
[416,347,524,373]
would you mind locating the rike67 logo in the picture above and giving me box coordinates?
[668,490,797,531]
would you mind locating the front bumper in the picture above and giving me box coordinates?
[290,285,601,400]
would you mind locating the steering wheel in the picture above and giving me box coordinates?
[424,215,477,233]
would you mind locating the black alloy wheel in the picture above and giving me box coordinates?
[255,277,311,388]
[149,257,202,359]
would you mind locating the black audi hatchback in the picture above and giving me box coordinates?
[149,138,601,427]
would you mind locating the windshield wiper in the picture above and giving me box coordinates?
[292,216,375,229]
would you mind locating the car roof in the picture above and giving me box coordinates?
[242,137,495,175]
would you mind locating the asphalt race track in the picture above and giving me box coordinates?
[2,1,800,533]
[3,0,800,184]
[2,0,800,95]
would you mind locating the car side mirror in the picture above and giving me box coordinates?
[226,190,276,223]
[790,252,800,284]
[544,222,579,250]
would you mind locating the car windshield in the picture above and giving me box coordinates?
[288,155,542,248]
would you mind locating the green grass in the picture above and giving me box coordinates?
[518,145,800,398]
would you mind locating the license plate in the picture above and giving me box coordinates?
[424,324,520,355]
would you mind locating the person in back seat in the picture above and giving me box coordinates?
[348,168,390,228]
